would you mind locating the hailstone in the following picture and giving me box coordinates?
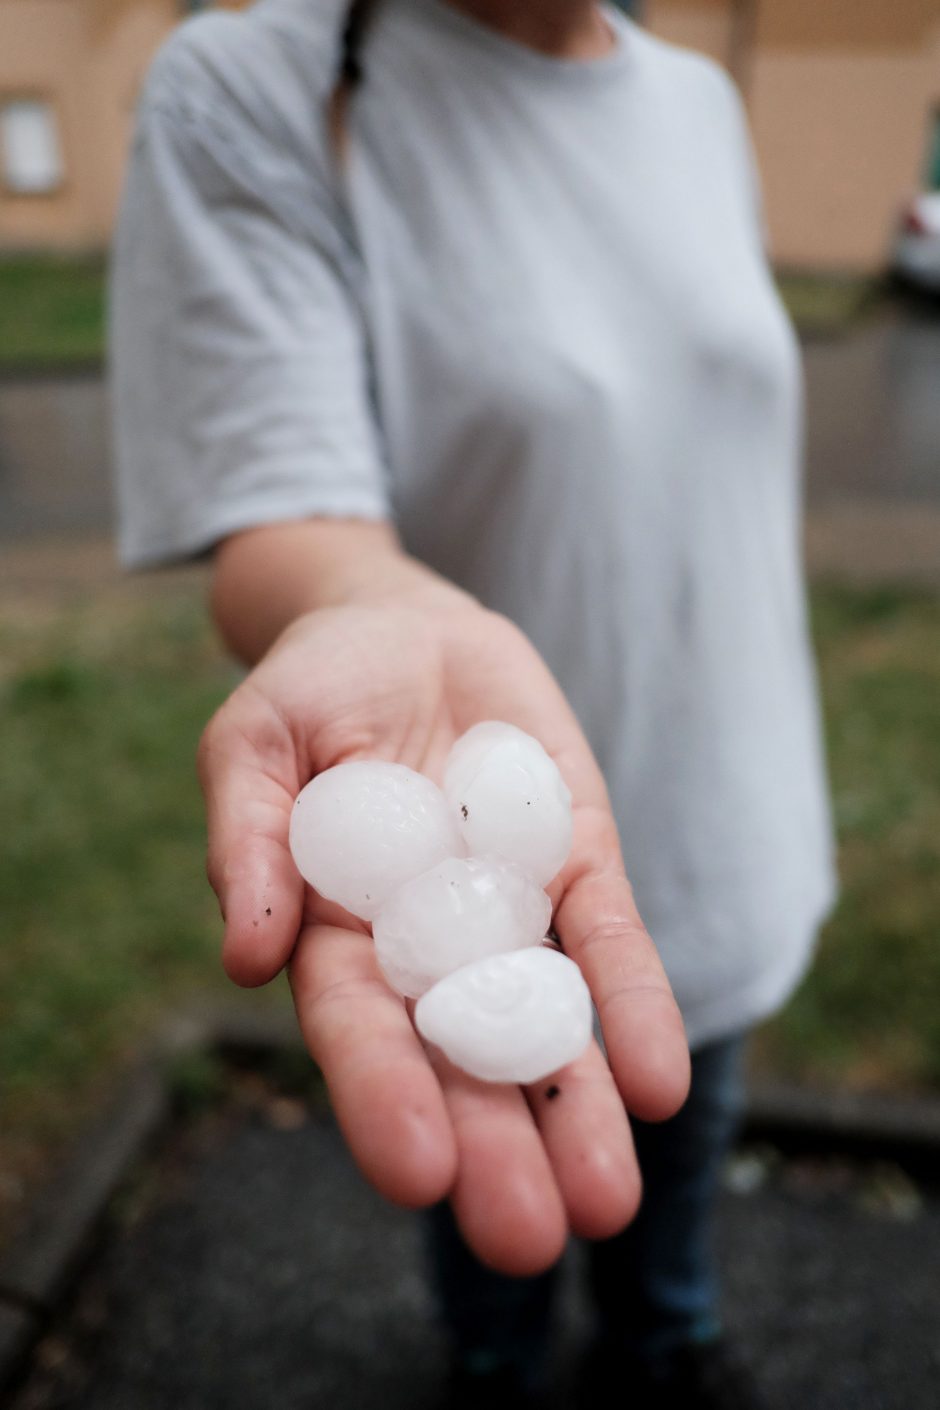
[372,855,552,998]
[444,722,573,885]
[289,761,462,920]
[415,947,592,1084]
[444,722,525,797]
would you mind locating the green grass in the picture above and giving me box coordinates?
[775,272,883,336]
[0,591,282,1240]
[0,255,106,370]
[0,581,938,1241]
[754,584,940,1091]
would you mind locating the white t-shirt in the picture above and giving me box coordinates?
[110,0,837,1048]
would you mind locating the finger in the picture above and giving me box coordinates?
[429,1055,568,1277]
[556,814,691,1123]
[290,923,457,1208]
[197,691,304,987]
[526,1040,640,1241]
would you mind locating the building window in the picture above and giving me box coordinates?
[0,98,64,195]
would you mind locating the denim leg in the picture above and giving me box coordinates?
[423,1200,559,1389]
[587,1031,747,1361]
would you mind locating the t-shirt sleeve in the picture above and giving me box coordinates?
[109,72,390,569]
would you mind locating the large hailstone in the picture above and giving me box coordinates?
[289,761,462,921]
[444,722,573,886]
[415,947,592,1084]
[372,855,552,998]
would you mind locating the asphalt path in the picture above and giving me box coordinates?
[12,1102,938,1410]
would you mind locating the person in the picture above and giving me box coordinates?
[110,1,836,1405]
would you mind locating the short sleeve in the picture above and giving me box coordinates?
[109,75,390,569]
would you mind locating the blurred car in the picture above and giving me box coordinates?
[893,192,940,293]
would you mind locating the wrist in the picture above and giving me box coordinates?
[339,548,476,616]
[211,518,476,664]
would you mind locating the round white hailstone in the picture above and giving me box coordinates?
[444,723,573,886]
[445,722,525,799]
[414,947,592,1085]
[372,855,552,998]
[289,761,462,921]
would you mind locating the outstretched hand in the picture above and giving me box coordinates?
[198,561,689,1275]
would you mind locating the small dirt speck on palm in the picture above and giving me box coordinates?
[461,804,469,820]
[546,1084,560,1101]
[265,907,272,917]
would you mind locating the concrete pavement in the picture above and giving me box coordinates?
[9,1090,939,1410]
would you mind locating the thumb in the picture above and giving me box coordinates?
[197,687,305,986]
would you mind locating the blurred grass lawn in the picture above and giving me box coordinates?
[774,271,882,336]
[1,581,938,1240]
[753,583,940,1089]
[0,256,878,373]
[0,257,107,371]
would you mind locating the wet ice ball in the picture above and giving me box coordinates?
[444,722,525,798]
[372,855,552,999]
[444,723,573,885]
[289,761,462,921]
[415,947,592,1084]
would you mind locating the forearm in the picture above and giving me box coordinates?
[210,517,473,665]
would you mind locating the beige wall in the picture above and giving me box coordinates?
[646,0,733,67]
[648,0,940,271]
[2,0,939,269]
[0,0,254,251]
[751,28,940,270]
[755,0,940,49]
[0,0,179,250]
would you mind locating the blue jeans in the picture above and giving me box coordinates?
[424,1032,746,1382]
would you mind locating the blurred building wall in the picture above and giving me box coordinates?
[1,0,938,270]
[650,0,940,272]
[0,0,247,252]
[0,0,176,250]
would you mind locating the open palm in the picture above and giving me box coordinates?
[198,595,689,1274]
